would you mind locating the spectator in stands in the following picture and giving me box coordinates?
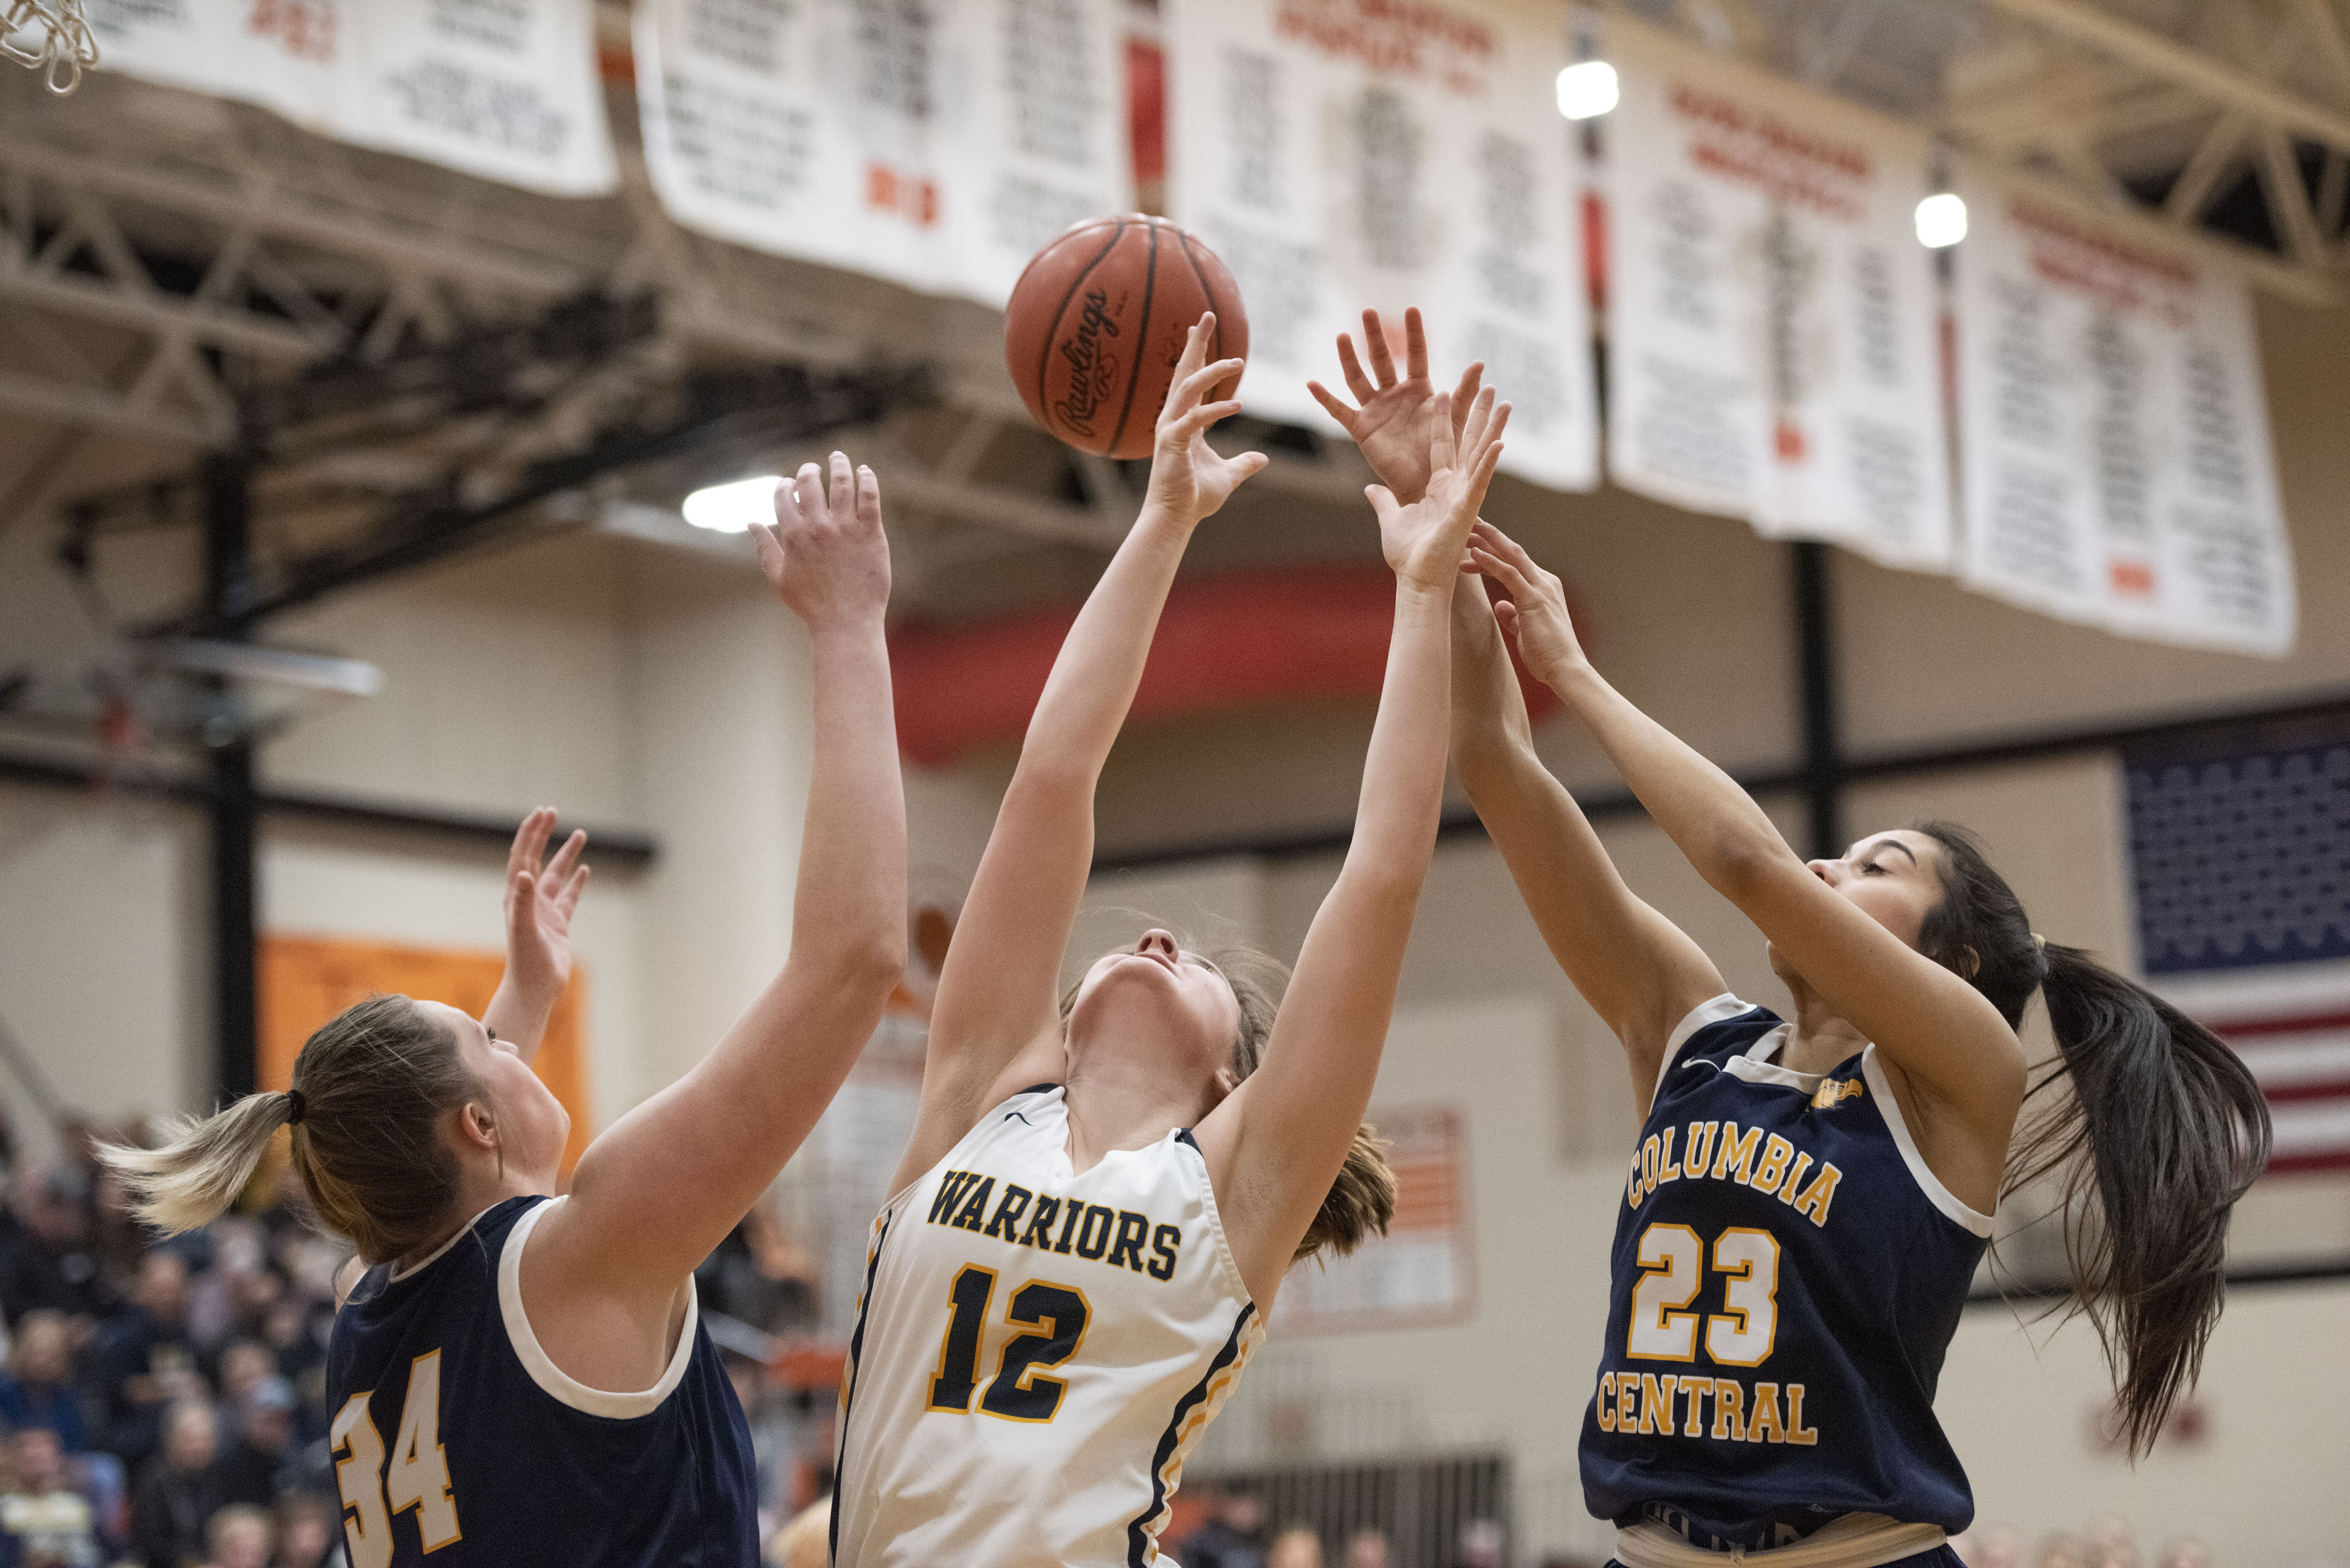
[214,1379,296,1510]
[1267,1528,1323,1568]
[0,1426,101,1568]
[1178,1483,1269,1568]
[0,1313,89,1456]
[199,1505,271,1568]
[0,1170,108,1326]
[93,1253,203,1470]
[1455,1519,1505,1568]
[128,1401,224,1568]
[1344,1528,1392,1568]
[267,1495,340,1568]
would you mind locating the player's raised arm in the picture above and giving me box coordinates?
[1468,521,2026,1141]
[892,315,1265,1194]
[537,450,907,1301]
[1194,389,1506,1308]
[1446,569,1725,1114]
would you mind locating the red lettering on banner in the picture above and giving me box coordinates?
[1273,0,1495,91]
[2110,561,2157,597]
[1670,82,1870,222]
[2010,196,2196,325]
[248,0,336,63]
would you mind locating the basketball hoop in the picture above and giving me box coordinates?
[1,0,98,96]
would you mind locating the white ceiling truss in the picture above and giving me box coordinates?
[1,0,2343,586]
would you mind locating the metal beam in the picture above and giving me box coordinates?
[1986,0,2350,156]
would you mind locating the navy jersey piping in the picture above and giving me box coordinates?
[1125,1301,1255,1567]
[830,1209,896,1566]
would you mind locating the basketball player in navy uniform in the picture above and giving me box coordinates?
[1315,313,2268,1568]
[101,450,907,1566]
[829,317,1509,1566]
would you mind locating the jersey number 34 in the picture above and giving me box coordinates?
[331,1348,461,1566]
[925,1264,1092,1423]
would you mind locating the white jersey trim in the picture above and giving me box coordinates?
[1656,993,1760,1097]
[1860,1051,1996,1238]
[387,1202,503,1284]
[497,1195,703,1418]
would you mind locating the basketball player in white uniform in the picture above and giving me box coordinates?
[831,315,1510,1567]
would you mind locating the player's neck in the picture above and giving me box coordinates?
[397,1165,552,1272]
[1059,1070,1197,1176]
[1780,979,1870,1076]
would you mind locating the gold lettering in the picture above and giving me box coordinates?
[1785,1383,1819,1445]
[1746,1383,1786,1444]
[1681,1377,1711,1436]
[1641,1134,1661,1199]
[1640,1373,1673,1435]
[1712,1124,1762,1182]
[1710,1379,1746,1440]
[1658,1127,1683,1184]
[1751,1134,1795,1194]
[1597,1371,1616,1431]
[1792,1163,1844,1227]
[1777,1153,1814,1206]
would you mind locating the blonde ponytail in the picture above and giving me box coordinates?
[96,1092,295,1236]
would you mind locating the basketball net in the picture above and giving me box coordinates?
[1,0,98,95]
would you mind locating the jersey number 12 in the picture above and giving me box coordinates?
[925,1264,1092,1423]
[332,1348,462,1565]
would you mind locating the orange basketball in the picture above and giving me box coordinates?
[1004,215,1248,460]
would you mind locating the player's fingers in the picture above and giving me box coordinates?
[1306,381,1359,429]
[1470,545,1532,599]
[1364,482,1399,522]
[559,862,591,916]
[1173,314,1213,389]
[1459,385,1495,452]
[1335,334,1375,403]
[1464,440,1505,511]
[508,870,535,932]
[1228,451,1270,486]
[543,828,587,887]
[1173,359,1245,415]
[828,451,854,518]
[856,463,883,528]
[1403,306,1429,381]
[1427,390,1456,471]
[1474,519,1541,579]
[793,463,825,523]
[1172,398,1245,442]
[1362,308,1398,385]
[505,810,541,882]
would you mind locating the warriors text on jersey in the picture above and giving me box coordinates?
[832,1084,1263,1568]
[1581,996,1993,1550]
[326,1195,757,1567]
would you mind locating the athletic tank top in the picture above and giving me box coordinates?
[1581,996,1993,1549]
[832,1084,1264,1568]
[326,1195,758,1567]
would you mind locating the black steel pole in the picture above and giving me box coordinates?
[1793,540,1844,860]
[201,449,260,1100]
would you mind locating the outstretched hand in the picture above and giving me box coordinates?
[1146,313,1268,523]
[751,451,892,627]
[1309,307,1484,505]
[1368,388,1510,593]
[503,807,589,1006]
[1468,521,1587,682]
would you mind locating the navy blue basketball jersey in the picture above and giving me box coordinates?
[326,1195,757,1568]
[1581,996,1992,1549]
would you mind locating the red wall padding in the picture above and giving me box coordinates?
[890,564,1560,767]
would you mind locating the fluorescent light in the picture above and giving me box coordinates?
[1915,192,1967,248]
[163,639,383,697]
[1557,60,1618,120]
[681,475,779,533]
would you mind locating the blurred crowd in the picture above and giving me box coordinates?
[1954,1520,2215,1568]
[1176,1485,1508,1568]
[0,1115,345,1568]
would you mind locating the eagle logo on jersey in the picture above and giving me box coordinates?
[1810,1077,1864,1110]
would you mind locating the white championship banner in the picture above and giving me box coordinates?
[1163,0,1598,491]
[1953,170,2295,656]
[1603,17,1951,570]
[634,0,1131,308]
[85,0,617,197]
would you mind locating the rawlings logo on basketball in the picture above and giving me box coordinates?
[1052,287,1123,437]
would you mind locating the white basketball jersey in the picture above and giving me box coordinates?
[832,1084,1264,1568]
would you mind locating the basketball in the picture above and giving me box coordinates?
[1004,215,1249,460]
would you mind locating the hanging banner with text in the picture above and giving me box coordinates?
[1164,0,1599,491]
[634,0,1131,307]
[86,0,617,197]
[1603,17,1952,570]
[1952,171,2295,656]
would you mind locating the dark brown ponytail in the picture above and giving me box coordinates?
[1914,824,2272,1457]
[1212,946,1397,1263]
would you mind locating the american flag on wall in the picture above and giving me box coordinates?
[2128,734,2350,1174]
